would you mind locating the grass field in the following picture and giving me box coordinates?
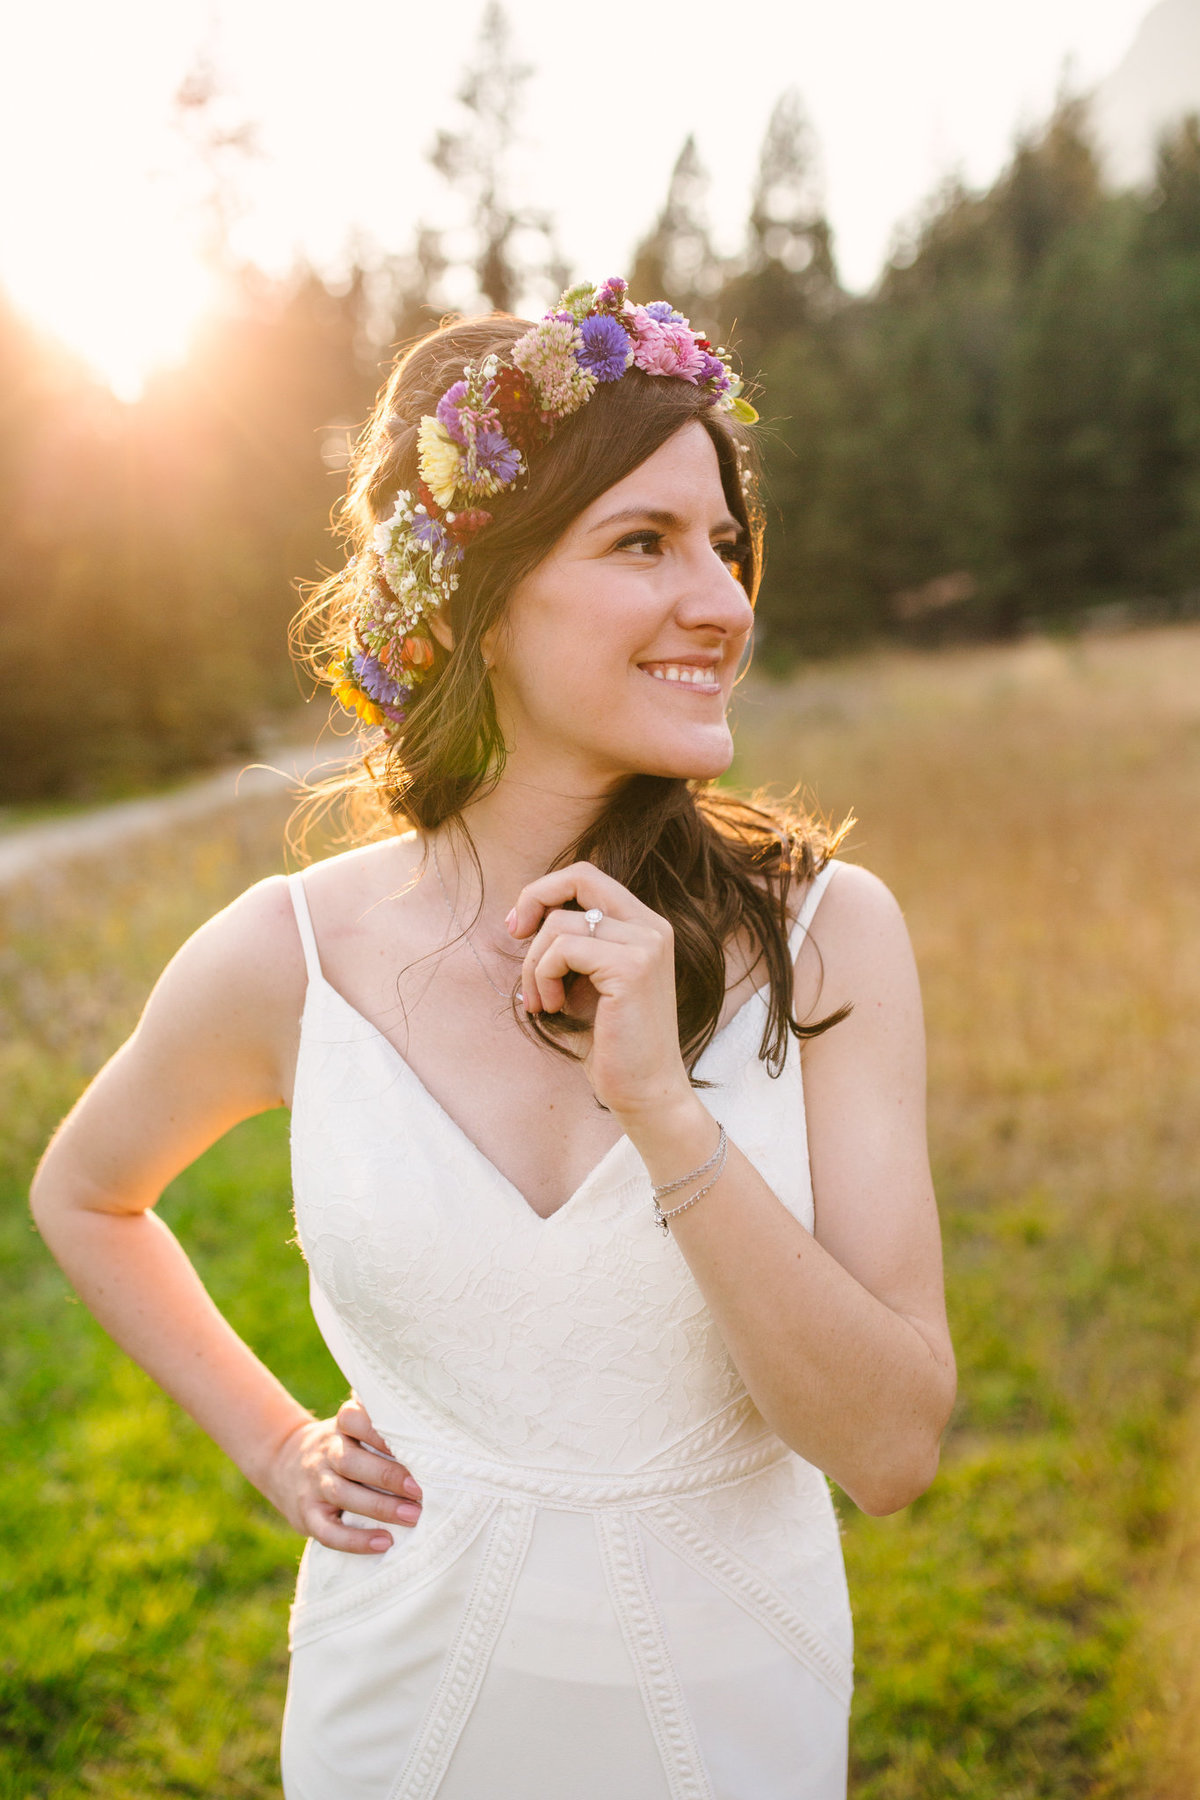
[3,625,1200,1797]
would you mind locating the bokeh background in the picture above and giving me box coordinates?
[2,2,1200,1794]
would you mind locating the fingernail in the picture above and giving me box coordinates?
[370,1533,392,1552]
[504,907,517,932]
[396,1501,421,1523]
[402,1476,422,1499]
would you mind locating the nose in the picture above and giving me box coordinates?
[675,540,756,640]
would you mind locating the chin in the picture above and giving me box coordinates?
[630,725,736,783]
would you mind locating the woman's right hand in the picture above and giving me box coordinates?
[264,1395,423,1553]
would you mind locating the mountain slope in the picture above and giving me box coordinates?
[1093,0,1200,184]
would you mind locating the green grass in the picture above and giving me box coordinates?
[1,1120,321,1798]
[0,797,343,1798]
[4,626,1200,1794]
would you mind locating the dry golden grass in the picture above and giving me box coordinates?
[731,624,1200,1794]
[733,627,1200,1213]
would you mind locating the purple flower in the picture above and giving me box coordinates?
[410,512,456,559]
[594,276,628,311]
[698,352,730,389]
[352,651,406,712]
[473,428,522,485]
[644,300,687,325]
[576,313,632,382]
[436,380,470,445]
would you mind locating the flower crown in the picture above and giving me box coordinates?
[328,276,757,731]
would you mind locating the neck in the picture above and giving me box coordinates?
[430,765,623,925]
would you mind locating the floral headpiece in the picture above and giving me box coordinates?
[328,276,757,731]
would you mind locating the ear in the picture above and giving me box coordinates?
[478,621,501,672]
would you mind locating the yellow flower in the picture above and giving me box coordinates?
[330,672,384,726]
[417,415,463,508]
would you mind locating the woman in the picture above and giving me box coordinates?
[32,280,955,1799]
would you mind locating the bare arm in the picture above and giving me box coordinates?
[29,876,421,1551]
[515,859,955,1517]
[632,868,953,1513]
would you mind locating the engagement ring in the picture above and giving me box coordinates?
[584,908,603,936]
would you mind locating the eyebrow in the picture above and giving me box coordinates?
[587,506,744,537]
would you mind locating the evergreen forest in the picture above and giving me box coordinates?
[3,19,1199,800]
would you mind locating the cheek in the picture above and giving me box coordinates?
[505,579,648,692]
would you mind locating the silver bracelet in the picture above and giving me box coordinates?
[651,1121,727,1199]
[652,1123,728,1235]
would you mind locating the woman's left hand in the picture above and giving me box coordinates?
[510,861,692,1124]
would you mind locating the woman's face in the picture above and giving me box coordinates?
[484,421,756,791]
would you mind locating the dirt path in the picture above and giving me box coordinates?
[0,740,351,886]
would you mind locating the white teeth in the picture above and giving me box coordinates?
[646,664,715,686]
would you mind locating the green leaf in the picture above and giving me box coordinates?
[730,396,759,424]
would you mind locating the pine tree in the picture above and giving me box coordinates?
[1001,196,1148,619]
[428,3,563,315]
[747,92,835,290]
[377,226,452,349]
[1133,113,1200,592]
[997,93,1103,280]
[171,50,260,273]
[720,91,839,379]
[630,136,724,332]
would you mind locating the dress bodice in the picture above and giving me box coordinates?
[289,872,824,1477]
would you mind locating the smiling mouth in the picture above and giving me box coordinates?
[638,662,722,695]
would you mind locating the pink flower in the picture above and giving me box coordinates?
[627,307,707,382]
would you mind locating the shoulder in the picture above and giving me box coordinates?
[810,859,909,940]
[296,833,422,913]
[180,834,416,955]
[126,875,311,1101]
[160,832,422,1004]
[794,860,920,1025]
[162,872,307,1006]
[121,841,415,1116]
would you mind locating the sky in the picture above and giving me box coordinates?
[0,0,1154,400]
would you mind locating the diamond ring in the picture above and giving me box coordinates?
[583,908,603,936]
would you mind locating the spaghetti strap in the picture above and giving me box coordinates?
[286,871,324,983]
[788,860,839,956]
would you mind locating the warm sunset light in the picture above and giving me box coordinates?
[0,9,224,400]
[9,236,217,404]
[0,0,1162,403]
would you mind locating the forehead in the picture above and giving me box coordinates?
[575,422,731,527]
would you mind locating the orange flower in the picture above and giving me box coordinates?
[401,636,436,671]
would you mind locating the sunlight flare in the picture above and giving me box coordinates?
[9,223,217,403]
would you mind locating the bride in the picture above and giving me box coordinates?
[32,278,955,1799]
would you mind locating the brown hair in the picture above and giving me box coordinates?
[297,312,850,1075]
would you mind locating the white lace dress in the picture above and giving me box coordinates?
[281,864,853,1800]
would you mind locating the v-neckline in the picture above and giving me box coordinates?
[299,969,768,1227]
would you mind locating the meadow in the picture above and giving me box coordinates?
[3,625,1199,1797]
